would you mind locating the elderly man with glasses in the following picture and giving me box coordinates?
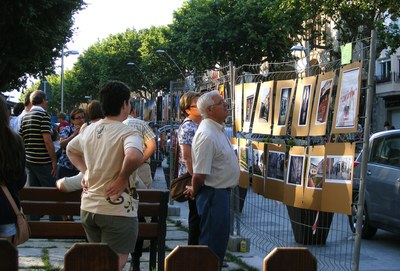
[184,90,239,267]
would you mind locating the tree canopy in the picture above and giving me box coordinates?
[0,0,84,92]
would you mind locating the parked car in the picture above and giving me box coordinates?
[349,129,400,239]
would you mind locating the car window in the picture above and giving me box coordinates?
[370,134,400,167]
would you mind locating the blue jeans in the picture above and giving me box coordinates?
[26,162,61,221]
[196,186,230,265]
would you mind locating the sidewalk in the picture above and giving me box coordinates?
[16,167,263,270]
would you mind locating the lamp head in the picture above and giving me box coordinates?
[290,45,305,52]
[156,49,166,54]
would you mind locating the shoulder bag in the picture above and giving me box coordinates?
[170,121,192,202]
[1,184,30,246]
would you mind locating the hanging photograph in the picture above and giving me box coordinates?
[218,83,225,99]
[332,62,362,134]
[265,143,286,202]
[307,156,324,189]
[252,141,266,195]
[325,155,353,184]
[302,145,325,211]
[284,146,306,207]
[238,138,250,188]
[310,71,336,136]
[321,143,355,215]
[252,81,274,135]
[234,84,243,133]
[243,82,259,133]
[273,80,295,136]
[267,150,286,182]
[291,76,316,136]
[286,154,305,186]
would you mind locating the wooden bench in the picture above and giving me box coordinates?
[20,187,169,271]
[165,245,220,271]
[0,238,18,271]
[263,247,317,271]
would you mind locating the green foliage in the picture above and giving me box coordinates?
[0,0,85,93]
[168,0,304,74]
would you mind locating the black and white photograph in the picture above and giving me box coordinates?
[299,84,311,126]
[278,87,291,126]
[267,151,285,181]
[253,148,265,177]
[325,155,352,184]
[286,154,305,186]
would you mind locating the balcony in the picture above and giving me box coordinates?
[376,73,392,83]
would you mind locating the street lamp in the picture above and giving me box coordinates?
[155,49,186,80]
[290,42,310,76]
[60,48,79,113]
[127,62,153,90]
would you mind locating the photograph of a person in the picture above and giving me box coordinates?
[267,151,285,181]
[287,154,305,186]
[334,67,360,129]
[246,94,254,122]
[316,78,333,124]
[307,156,324,189]
[253,149,264,177]
[278,87,291,126]
[325,155,353,184]
[299,84,311,126]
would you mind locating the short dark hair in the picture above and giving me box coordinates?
[31,90,46,105]
[99,80,131,116]
[13,102,24,116]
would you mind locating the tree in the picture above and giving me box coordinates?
[167,0,306,74]
[0,0,85,93]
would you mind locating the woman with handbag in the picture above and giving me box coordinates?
[0,96,27,242]
[177,91,202,245]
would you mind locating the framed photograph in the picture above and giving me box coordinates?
[243,83,259,133]
[291,76,316,136]
[310,71,336,136]
[273,79,295,136]
[286,154,305,186]
[307,156,324,189]
[325,155,353,184]
[332,62,362,134]
[252,81,274,135]
[234,84,243,133]
[267,151,285,182]
[252,142,266,194]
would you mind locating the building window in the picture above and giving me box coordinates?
[377,60,391,83]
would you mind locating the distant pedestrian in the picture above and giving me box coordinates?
[384,121,395,130]
[10,102,24,133]
[15,91,33,133]
[184,90,240,266]
[0,96,27,241]
[67,80,143,271]
[57,112,70,133]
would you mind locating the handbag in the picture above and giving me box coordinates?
[170,172,192,202]
[1,184,30,246]
[170,121,192,202]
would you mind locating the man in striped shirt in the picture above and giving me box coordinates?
[19,90,57,189]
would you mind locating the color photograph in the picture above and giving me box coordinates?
[316,78,333,125]
[325,155,353,184]
[307,156,324,189]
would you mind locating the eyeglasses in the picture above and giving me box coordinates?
[189,105,197,108]
[73,116,84,120]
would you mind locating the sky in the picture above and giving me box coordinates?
[6,0,185,102]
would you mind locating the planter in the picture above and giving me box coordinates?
[286,205,334,245]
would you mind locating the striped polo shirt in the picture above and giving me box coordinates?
[19,106,52,164]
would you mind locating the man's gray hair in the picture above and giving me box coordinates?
[197,90,220,118]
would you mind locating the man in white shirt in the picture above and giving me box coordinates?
[184,90,240,266]
[67,81,143,271]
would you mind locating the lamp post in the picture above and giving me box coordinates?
[290,41,310,76]
[155,49,186,80]
[127,62,153,98]
[60,48,79,113]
